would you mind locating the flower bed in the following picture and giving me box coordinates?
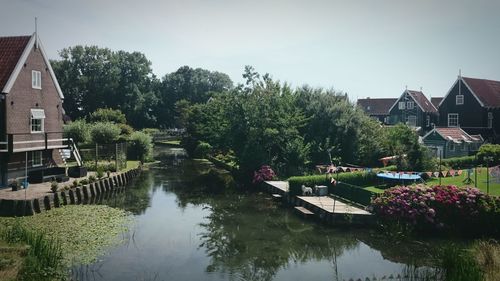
[370,185,500,235]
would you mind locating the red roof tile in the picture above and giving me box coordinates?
[357,98,397,115]
[433,127,482,142]
[431,97,443,109]
[407,90,437,113]
[462,77,500,108]
[0,35,31,91]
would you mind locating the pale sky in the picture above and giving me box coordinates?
[1,0,499,101]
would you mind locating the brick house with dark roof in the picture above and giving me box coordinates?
[387,89,439,135]
[437,75,500,143]
[0,33,81,187]
[356,98,397,124]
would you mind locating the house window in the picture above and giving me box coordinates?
[448,113,459,127]
[407,101,414,110]
[488,112,493,128]
[32,151,42,167]
[384,116,389,124]
[406,115,417,127]
[398,102,406,110]
[426,115,430,127]
[366,106,371,111]
[456,95,464,105]
[30,109,45,133]
[449,142,455,151]
[32,70,41,89]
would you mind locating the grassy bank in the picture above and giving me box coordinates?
[0,205,132,280]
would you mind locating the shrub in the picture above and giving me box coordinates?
[194,141,212,158]
[89,108,126,124]
[370,185,500,235]
[96,168,104,179]
[477,144,500,165]
[88,175,97,183]
[63,119,90,145]
[440,155,476,169]
[50,182,59,193]
[252,165,276,184]
[64,185,70,191]
[80,179,89,185]
[83,162,117,172]
[90,122,121,144]
[118,123,134,137]
[128,131,153,162]
[72,180,79,188]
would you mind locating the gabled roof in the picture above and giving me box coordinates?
[462,77,500,108]
[423,127,483,143]
[388,89,437,113]
[357,98,397,115]
[431,97,443,109]
[0,33,64,99]
[0,36,31,90]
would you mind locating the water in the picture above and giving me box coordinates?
[72,147,444,281]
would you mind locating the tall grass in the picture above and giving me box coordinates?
[2,223,64,281]
[440,245,483,281]
[473,240,500,281]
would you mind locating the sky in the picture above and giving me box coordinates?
[1,0,500,101]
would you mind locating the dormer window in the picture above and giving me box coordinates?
[456,94,464,105]
[32,70,41,89]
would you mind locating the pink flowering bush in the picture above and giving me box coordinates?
[252,165,276,184]
[370,185,500,235]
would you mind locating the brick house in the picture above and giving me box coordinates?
[357,98,397,124]
[437,75,500,143]
[0,33,80,187]
[387,89,439,135]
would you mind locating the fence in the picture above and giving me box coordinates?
[79,143,127,172]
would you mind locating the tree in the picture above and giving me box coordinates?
[89,108,126,124]
[384,124,431,171]
[63,120,90,145]
[90,122,121,144]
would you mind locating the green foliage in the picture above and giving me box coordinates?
[88,175,96,183]
[72,180,79,188]
[50,182,58,193]
[89,108,126,124]
[118,123,134,137]
[477,144,500,165]
[90,122,121,144]
[384,124,432,171]
[288,171,378,205]
[128,131,153,162]
[440,155,476,169]
[194,141,212,158]
[440,245,484,281]
[63,119,90,145]
[141,128,160,136]
[96,167,104,179]
[83,162,117,173]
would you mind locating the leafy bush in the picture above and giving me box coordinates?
[96,167,104,179]
[370,185,500,235]
[252,165,276,184]
[88,175,97,183]
[440,155,476,169]
[194,141,212,158]
[83,162,117,172]
[89,108,126,124]
[128,131,153,162]
[50,182,59,193]
[118,123,134,137]
[63,119,90,145]
[72,180,79,188]
[80,179,89,185]
[477,144,500,165]
[90,122,121,144]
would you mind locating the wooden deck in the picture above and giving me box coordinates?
[296,196,371,215]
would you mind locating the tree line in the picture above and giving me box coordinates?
[52,46,431,178]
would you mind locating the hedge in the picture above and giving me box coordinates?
[440,156,476,169]
[288,171,378,205]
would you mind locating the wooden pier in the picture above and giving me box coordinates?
[263,181,374,226]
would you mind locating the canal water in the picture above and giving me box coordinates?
[72,147,444,281]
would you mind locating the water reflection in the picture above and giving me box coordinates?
[72,147,443,281]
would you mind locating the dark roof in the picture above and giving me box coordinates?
[431,97,443,109]
[357,98,397,115]
[0,35,31,91]
[462,77,500,108]
[407,90,438,113]
[426,127,482,143]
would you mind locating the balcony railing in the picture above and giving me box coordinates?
[0,132,69,153]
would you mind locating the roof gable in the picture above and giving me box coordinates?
[0,36,31,90]
[423,127,482,143]
[431,97,443,109]
[388,90,437,113]
[357,98,397,115]
[0,33,64,99]
[462,77,500,108]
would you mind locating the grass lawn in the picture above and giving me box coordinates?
[0,241,25,281]
[125,160,140,171]
[426,167,500,196]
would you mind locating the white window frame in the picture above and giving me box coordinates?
[488,112,493,128]
[30,109,45,133]
[426,115,430,127]
[456,94,464,105]
[32,70,41,89]
[448,113,459,127]
[448,142,455,152]
[398,101,406,110]
[406,115,417,127]
[32,151,43,167]
[407,101,414,110]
